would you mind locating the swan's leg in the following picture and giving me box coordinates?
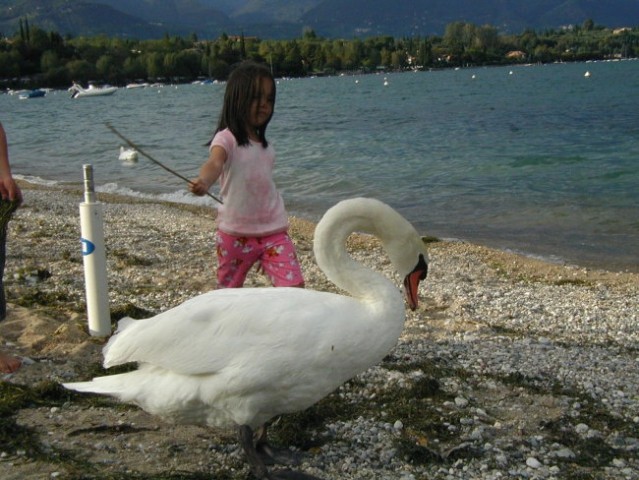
[238,425,269,479]
[239,425,324,480]
[254,424,275,464]
[255,424,298,466]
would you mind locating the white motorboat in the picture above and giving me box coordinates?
[69,83,117,98]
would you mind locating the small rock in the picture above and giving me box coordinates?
[526,457,542,469]
[575,423,589,434]
[612,458,626,468]
[553,447,576,459]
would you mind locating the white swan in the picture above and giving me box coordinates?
[64,197,428,479]
[118,146,138,163]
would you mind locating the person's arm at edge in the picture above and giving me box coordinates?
[0,122,22,204]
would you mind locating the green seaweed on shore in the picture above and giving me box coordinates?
[383,376,455,433]
[111,302,156,321]
[552,278,591,287]
[488,371,639,474]
[269,362,459,467]
[499,371,549,394]
[421,236,441,244]
[0,380,86,467]
[110,248,156,267]
[63,474,225,480]
[268,363,452,450]
[0,380,173,478]
[10,288,77,312]
[540,414,621,472]
[78,473,232,480]
[77,359,139,380]
[267,384,361,449]
[0,378,224,479]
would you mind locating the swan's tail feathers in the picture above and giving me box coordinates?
[114,316,137,333]
[63,381,99,394]
[102,316,138,368]
[63,375,128,398]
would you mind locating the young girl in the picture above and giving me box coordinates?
[190,61,304,289]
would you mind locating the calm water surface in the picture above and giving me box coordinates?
[2,60,638,271]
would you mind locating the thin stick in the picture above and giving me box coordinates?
[105,123,223,205]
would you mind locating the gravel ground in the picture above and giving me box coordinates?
[0,183,638,480]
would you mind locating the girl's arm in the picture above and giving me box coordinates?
[189,145,227,196]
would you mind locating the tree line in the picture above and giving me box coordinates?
[1,18,638,89]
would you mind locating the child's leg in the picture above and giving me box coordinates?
[258,232,305,288]
[215,231,261,288]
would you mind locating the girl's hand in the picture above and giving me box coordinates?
[190,145,226,196]
[188,178,210,196]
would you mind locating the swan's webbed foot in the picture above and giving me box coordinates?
[256,441,300,466]
[255,425,299,466]
[239,425,323,480]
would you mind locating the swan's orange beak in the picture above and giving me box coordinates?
[404,254,428,311]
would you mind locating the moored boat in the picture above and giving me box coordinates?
[69,83,117,98]
[19,89,46,99]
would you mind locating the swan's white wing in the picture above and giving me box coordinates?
[103,287,373,376]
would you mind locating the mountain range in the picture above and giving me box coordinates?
[1,0,638,40]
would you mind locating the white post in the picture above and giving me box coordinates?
[79,164,111,337]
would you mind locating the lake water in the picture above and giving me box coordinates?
[2,60,638,272]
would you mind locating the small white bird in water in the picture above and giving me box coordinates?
[118,146,138,163]
[64,197,429,480]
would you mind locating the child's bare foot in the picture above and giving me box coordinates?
[0,350,21,374]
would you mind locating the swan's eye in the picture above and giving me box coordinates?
[413,253,428,280]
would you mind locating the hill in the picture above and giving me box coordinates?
[0,0,637,39]
[0,0,231,38]
[300,0,639,37]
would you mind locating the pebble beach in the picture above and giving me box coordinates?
[1,183,638,479]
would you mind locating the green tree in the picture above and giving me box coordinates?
[282,41,303,75]
[0,50,20,77]
[443,22,467,64]
[66,59,95,82]
[174,49,202,77]
[2,18,638,89]
[40,50,60,72]
[96,54,118,82]
[343,39,363,70]
[145,52,164,79]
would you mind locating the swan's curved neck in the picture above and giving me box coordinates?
[313,211,397,306]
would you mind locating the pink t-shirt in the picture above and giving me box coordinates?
[212,128,288,236]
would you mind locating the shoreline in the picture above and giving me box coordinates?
[1,183,638,479]
[16,175,639,276]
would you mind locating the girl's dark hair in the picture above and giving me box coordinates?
[214,60,276,148]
